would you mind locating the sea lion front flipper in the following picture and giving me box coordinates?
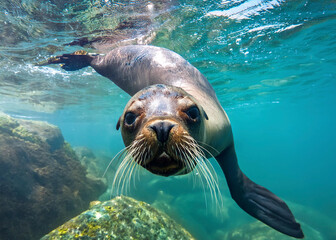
[35,50,95,71]
[216,145,304,238]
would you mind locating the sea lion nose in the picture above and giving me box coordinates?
[149,121,176,143]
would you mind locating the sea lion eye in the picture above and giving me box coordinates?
[186,106,200,120]
[124,112,137,125]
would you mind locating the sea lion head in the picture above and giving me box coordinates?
[117,84,209,177]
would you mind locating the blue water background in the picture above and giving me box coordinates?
[1,0,335,239]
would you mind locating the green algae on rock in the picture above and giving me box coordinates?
[0,112,64,151]
[41,196,195,240]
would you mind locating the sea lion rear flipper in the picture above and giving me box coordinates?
[35,50,95,71]
[216,145,304,238]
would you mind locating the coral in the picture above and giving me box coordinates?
[0,113,106,240]
[41,196,194,240]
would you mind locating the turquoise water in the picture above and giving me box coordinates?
[1,0,336,239]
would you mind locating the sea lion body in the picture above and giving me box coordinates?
[41,45,304,238]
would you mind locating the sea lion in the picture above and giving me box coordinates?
[39,45,304,238]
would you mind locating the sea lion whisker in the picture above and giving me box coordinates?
[193,146,221,185]
[176,143,194,173]
[198,149,222,182]
[194,156,223,214]
[183,148,199,188]
[141,145,151,169]
[120,152,138,195]
[112,154,132,197]
[140,148,150,168]
[178,146,195,183]
[127,148,139,190]
[130,146,141,162]
[174,143,182,159]
[182,141,223,213]
[132,144,147,186]
[193,156,218,210]
[177,141,202,190]
[176,143,192,171]
[181,138,202,166]
[182,145,198,173]
[116,154,133,193]
[189,149,216,188]
[119,161,132,195]
[181,150,208,208]
[129,152,140,193]
[116,143,141,195]
[183,147,206,186]
[105,148,131,198]
[182,135,219,155]
[136,147,148,182]
[138,143,148,162]
[124,139,149,192]
[198,142,219,155]
[129,143,145,172]
[102,147,129,178]
[134,138,146,147]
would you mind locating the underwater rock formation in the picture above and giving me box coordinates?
[0,113,106,240]
[74,146,110,179]
[41,195,194,240]
[224,221,323,240]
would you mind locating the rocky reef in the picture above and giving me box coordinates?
[224,221,323,240]
[0,113,106,240]
[41,195,194,240]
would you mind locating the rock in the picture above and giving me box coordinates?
[0,112,64,152]
[0,113,106,240]
[74,146,96,159]
[41,195,195,240]
[17,118,64,151]
[73,147,112,179]
[224,221,323,240]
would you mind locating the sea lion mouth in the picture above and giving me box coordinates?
[146,152,183,176]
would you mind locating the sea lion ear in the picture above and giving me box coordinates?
[203,109,208,120]
[116,117,121,130]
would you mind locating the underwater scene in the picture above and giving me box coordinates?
[1,0,335,239]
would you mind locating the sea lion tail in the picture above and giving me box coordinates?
[216,144,304,239]
[36,50,96,71]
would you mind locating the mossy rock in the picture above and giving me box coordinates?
[0,112,106,240]
[0,112,19,133]
[0,112,64,151]
[16,118,65,151]
[41,196,195,240]
[12,125,42,144]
